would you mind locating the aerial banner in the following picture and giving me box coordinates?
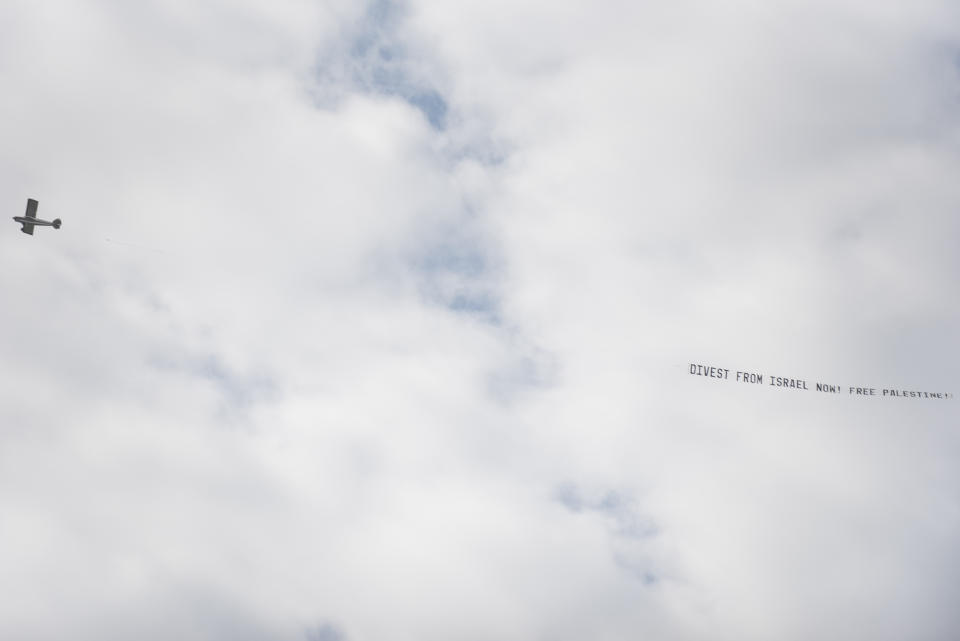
[689,363,953,399]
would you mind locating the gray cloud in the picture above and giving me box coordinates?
[2,1,959,640]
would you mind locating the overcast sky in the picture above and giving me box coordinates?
[2,1,959,640]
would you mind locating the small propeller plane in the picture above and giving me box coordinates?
[13,199,61,235]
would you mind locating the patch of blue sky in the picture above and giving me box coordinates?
[406,89,448,130]
[306,622,346,641]
[150,353,276,414]
[555,484,659,541]
[613,553,660,587]
[194,356,275,409]
[419,277,500,324]
[441,137,509,168]
[412,231,501,323]
[317,0,450,131]
[448,291,497,315]
[417,239,487,278]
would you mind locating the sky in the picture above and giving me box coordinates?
[1,1,959,639]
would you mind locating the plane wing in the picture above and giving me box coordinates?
[15,199,39,234]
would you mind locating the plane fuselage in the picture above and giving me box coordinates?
[13,216,58,227]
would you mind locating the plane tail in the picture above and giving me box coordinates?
[52,218,61,229]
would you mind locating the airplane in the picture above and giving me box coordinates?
[13,199,61,235]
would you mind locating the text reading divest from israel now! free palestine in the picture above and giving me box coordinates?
[689,363,953,400]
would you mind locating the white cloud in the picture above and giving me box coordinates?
[2,1,959,639]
